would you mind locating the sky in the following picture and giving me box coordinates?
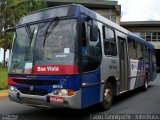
[0,49,9,63]
[0,49,3,62]
[117,0,160,21]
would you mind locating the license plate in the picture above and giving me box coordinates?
[50,96,64,103]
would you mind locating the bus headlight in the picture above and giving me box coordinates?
[52,89,75,96]
[52,89,59,95]
[9,86,17,91]
[60,89,68,96]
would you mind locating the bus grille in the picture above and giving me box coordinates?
[13,79,59,86]
[19,88,48,96]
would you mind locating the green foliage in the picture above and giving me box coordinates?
[0,62,2,67]
[0,32,13,49]
[0,0,47,38]
[0,0,47,65]
[0,67,8,90]
[10,0,47,24]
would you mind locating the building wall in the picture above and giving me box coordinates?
[123,26,160,49]
[93,8,120,24]
[124,26,160,33]
[121,22,160,70]
[45,0,121,24]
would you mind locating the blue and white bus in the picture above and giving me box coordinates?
[7,4,157,110]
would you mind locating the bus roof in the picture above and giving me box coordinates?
[128,32,155,50]
[18,4,154,50]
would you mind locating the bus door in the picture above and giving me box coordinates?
[118,37,129,92]
[149,50,153,81]
[80,15,102,108]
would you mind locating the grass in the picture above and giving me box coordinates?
[0,67,8,90]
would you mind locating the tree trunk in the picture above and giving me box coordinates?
[3,49,6,67]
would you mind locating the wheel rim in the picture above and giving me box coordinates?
[145,80,148,89]
[104,89,112,104]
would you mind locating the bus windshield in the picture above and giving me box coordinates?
[9,19,78,74]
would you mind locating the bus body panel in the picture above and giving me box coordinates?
[152,62,157,80]
[8,74,82,91]
[8,74,82,109]
[8,4,157,109]
[129,60,148,90]
[8,87,82,109]
[81,68,101,108]
[80,20,102,108]
[100,57,119,97]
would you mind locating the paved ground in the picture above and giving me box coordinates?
[0,90,8,97]
[0,74,160,120]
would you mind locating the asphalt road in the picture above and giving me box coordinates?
[0,74,160,120]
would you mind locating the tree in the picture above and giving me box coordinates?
[0,0,13,67]
[10,0,47,25]
[0,0,15,39]
[0,62,2,67]
[0,0,47,67]
[0,32,13,51]
[0,32,14,67]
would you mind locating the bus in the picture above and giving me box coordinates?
[7,4,157,110]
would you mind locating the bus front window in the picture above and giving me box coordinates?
[9,19,78,74]
[9,24,38,74]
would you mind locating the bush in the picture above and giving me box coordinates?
[0,67,8,89]
[0,62,2,67]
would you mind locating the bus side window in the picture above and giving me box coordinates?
[128,37,137,59]
[152,52,156,62]
[136,42,143,59]
[142,44,147,60]
[103,26,117,56]
[82,22,87,55]
[82,22,102,72]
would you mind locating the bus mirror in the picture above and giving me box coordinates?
[5,27,16,34]
[4,27,15,51]
[90,21,98,41]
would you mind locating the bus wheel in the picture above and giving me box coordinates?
[100,82,113,110]
[142,79,148,91]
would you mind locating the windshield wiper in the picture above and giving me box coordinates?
[25,24,35,46]
[43,17,59,47]
[25,24,33,39]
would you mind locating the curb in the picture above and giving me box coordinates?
[0,93,8,97]
[0,90,8,97]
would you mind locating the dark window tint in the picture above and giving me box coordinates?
[82,22,102,72]
[103,26,117,56]
[152,52,156,62]
[128,37,137,59]
[142,44,147,60]
[136,42,142,59]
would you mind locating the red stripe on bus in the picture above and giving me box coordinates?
[8,77,20,85]
[33,64,78,74]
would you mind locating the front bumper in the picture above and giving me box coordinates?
[8,89,81,109]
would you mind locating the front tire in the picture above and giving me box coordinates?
[100,82,113,110]
[142,79,148,91]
